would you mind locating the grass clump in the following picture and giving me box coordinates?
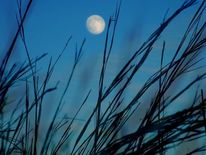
[1,0,206,154]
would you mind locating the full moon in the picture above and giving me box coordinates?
[86,15,105,35]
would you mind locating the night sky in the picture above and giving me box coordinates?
[0,0,198,88]
[0,0,197,57]
[0,1,205,154]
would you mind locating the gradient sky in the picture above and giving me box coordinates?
[0,0,197,57]
[0,0,198,86]
[0,0,201,130]
[0,1,204,154]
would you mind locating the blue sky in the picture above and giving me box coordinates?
[0,0,197,57]
[0,0,204,153]
[0,0,201,114]
[0,0,202,132]
[0,0,199,86]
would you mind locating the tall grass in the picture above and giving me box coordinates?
[1,0,206,154]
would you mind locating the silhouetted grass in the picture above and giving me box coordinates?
[1,0,206,154]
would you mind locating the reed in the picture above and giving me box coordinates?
[0,0,206,154]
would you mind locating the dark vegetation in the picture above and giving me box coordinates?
[1,0,206,154]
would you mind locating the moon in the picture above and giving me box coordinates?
[86,15,105,35]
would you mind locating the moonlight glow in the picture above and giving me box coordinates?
[86,15,105,35]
